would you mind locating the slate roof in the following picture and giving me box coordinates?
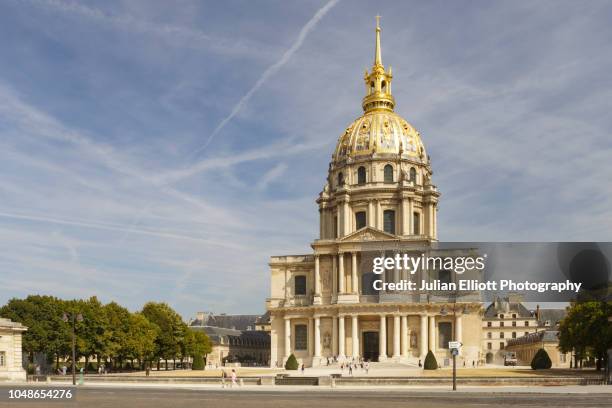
[189,313,260,330]
[483,297,534,319]
[506,330,560,347]
[536,309,566,328]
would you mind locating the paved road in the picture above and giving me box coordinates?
[1,386,611,408]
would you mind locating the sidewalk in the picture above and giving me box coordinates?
[23,381,612,394]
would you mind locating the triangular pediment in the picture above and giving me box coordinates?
[339,227,397,242]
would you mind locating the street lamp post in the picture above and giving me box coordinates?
[440,296,468,392]
[63,312,83,386]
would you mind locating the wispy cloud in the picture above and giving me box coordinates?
[191,0,341,156]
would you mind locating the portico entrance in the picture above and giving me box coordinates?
[362,331,379,362]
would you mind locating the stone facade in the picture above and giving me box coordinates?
[0,317,27,381]
[506,330,570,368]
[266,20,483,368]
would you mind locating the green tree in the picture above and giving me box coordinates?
[102,302,131,370]
[284,354,299,370]
[141,302,187,370]
[531,348,552,370]
[558,301,611,370]
[124,313,159,370]
[0,295,70,367]
[423,350,438,370]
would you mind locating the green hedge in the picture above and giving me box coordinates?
[531,348,552,370]
[192,354,204,370]
[285,354,299,370]
[424,350,438,370]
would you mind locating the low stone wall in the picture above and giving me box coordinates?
[334,376,605,386]
[45,375,262,385]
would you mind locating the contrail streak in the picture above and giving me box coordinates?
[192,0,340,156]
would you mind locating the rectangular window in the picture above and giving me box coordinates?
[294,324,307,350]
[487,322,492,327]
[500,322,504,327]
[500,332,504,339]
[0,351,5,367]
[383,210,395,234]
[294,275,307,296]
[500,342,505,349]
[334,216,338,238]
[355,211,366,230]
[413,212,420,235]
[512,332,516,339]
[438,322,452,349]
[525,332,529,336]
[524,321,529,327]
[487,332,492,339]
[512,314,516,318]
[438,269,452,284]
[487,342,492,350]
[512,321,516,327]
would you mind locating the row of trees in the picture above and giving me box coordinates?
[558,301,611,370]
[0,295,211,372]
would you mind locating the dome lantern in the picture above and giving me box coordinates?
[362,16,395,113]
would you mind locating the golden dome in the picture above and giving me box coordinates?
[333,17,427,164]
[333,110,427,163]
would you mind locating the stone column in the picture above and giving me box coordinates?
[408,199,414,234]
[368,200,375,227]
[332,316,338,356]
[338,316,345,358]
[343,201,350,236]
[314,317,321,357]
[401,198,409,235]
[285,318,291,358]
[455,314,463,343]
[332,256,337,295]
[420,314,427,357]
[401,315,409,357]
[429,315,436,353]
[352,315,359,358]
[314,255,320,296]
[393,315,401,358]
[376,200,382,230]
[351,252,358,294]
[309,318,314,357]
[338,253,345,293]
[379,315,387,360]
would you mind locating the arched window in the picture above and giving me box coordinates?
[383,210,395,234]
[294,275,306,296]
[369,81,375,94]
[357,166,366,185]
[409,167,416,183]
[337,172,344,187]
[381,80,387,93]
[383,164,393,183]
[355,211,366,230]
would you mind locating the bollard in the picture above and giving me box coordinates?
[239,378,244,387]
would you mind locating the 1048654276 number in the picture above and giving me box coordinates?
[4,388,75,401]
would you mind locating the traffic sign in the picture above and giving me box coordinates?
[448,341,462,349]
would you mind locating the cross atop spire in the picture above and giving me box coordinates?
[374,15,383,67]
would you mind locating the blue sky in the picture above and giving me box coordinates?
[1,0,611,318]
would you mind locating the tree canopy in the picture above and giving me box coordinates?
[0,295,211,372]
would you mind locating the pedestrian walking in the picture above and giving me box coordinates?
[231,369,237,388]
[348,365,353,376]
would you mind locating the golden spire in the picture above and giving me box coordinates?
[374,15,382,67]
[362,16,395,113]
